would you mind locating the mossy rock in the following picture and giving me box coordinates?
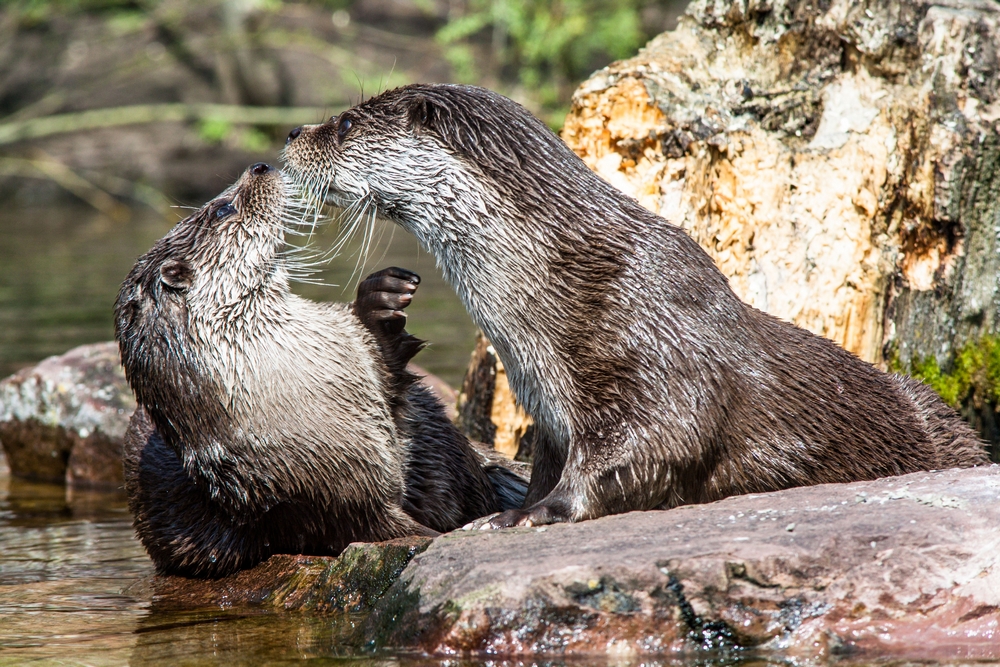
[889,334,1000,460]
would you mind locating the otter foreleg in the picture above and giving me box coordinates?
[353,267,425,374]
[489,424,666,528]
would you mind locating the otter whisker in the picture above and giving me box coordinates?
[280,190,372,287]
[344,195,378,291]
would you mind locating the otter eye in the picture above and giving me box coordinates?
[160,259,193,291]
[215,202,236,219]
[337,117,352,139]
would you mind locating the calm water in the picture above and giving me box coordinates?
[0,204,478,387]
[0,471,430,665]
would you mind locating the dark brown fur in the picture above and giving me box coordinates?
[282,84,988,528]
[116,163,524,577]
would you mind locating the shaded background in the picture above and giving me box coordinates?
[0,0,688,386]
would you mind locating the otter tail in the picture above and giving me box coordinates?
[484,464,529,510]
[890,374,989,467]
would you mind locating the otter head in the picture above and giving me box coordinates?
[283,85,655,454]
[281,84,603,255]
[114,162,298,440]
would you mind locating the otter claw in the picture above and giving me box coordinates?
[355,267,422,331]
[488,505,565,529]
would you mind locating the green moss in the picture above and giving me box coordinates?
[892,335,1000,409]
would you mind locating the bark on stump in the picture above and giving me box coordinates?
[464,0,1000,457]
[455,331,533,460]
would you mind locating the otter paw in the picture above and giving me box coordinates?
[354,267,421,335]
[486,505,567,529]
[460,513,501,531]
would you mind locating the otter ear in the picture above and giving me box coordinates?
[407,95,434,132]
[160,259,193,291]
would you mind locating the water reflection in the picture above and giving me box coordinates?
[0,474,388,664]
[0,204,477,387]
[0,473,150,661]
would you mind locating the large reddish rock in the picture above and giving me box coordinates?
[0,342,134,486]
[367,466,1000,660]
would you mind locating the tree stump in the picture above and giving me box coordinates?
[460,0,1000,458]
[455,331,533,460]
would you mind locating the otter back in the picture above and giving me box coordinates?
[281,84,989,529]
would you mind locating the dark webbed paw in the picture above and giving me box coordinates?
[354,267,421,337]
[354,267,426,383]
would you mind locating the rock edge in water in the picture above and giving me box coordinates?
[135,466,1000,661]
[127,537,434,615]
[0,342,134,486]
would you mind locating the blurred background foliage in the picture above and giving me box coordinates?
[0,0,685,382]
[2,0,680,132]
[436,0,655,123]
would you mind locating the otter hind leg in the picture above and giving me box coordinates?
[483,465,529,511]
[889,373,989,467]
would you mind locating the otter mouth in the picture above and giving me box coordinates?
[277,172,386,285]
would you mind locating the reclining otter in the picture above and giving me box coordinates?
[115,162,525,577]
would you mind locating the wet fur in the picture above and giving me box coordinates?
[282,84,988,525]
[116,165,524,577]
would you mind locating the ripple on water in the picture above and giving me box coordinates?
[0,474,151,661]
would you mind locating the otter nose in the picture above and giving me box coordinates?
[286,127,301,144]
[250,162,273,176]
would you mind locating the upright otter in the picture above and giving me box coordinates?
[282,83,988,528]
[116,162,525,577]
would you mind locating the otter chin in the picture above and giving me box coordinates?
[282,83,988,529]
[115,162,525,577]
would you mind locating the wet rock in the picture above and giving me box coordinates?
[128,537,433,613]
[0,342,134,486]
[367,466,1000,660]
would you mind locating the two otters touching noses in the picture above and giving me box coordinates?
[117,84,987,577]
